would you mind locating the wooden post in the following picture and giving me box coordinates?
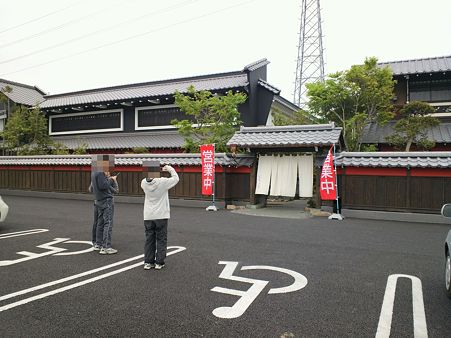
[315,166,321,209]
[340,167,346,208]
[223,168,227,209]
[249,161,257,205]
[406,167,411,210]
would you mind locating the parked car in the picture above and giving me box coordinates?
[0,195,9,222]
[441,204,451,298]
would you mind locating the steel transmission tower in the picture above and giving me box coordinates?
[293,0,325,108]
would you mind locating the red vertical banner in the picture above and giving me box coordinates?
[320,146,337,200]
[200,144,215,195]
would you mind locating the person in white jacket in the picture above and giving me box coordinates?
[141,161,179,270]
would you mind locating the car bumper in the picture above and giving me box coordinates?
[0,197,9,222]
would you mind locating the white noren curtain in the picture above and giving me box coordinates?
[298,155,313,197]
[255,155,272,195]
[255,154,313,198]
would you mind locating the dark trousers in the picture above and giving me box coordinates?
[92,202,98,244]
[95,198,114,248]
[144,219,168,265]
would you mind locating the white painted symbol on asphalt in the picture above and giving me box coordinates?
[0,229,49,240]
[0,238,93,266]
[53,240,95,256]
[211,261,308,319]
[376,274,428,338]
[0,246,186,312]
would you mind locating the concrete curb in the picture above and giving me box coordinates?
[341,208,447,224]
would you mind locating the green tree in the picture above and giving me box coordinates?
[1,85,12,105]
[172,85,247,152]
[52,142,70,155]
[307,57,395,151]
[2,105,52,155]
[73,143,88,155]
[272,107,327,126]
[131,146,148,154]
[385,101,439,151]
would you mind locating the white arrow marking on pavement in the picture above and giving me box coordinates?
[0,246,186,312]
[376,274,428,338]
[0,229,49,240]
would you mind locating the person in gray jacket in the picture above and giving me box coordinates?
[141,161,179,270]
[91,155,119,255]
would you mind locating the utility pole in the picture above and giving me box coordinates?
[293,0,325,108]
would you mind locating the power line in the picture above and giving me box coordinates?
[0,0,256,77]
[0,0,127,49]
[0,0,200,65]
[0,0,86,35]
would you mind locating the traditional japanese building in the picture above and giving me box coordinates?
[380,55,451,112]
[362,55,451,151]
[227,123,344,206]
[0,78,46,133]
[38,59,299,153]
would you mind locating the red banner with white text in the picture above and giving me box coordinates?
[200,144,215,195]
[320,147,337,200]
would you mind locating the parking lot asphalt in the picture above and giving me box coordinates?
[1,195,451,337]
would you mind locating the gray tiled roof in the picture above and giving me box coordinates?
[362,122,451,144]
[378,55,451,75]
[335,151,451,168]
[227,124,342,148]
[0,153,254,167]
[40,73,249,109]
[0,79,46,106]
[273,95,301,112]
[258,79,280,95]
[243,59,270,72]
[51,131,185,150]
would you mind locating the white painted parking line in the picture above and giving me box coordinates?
[0,246,186,312]
[0,229,49,240]
[0,255,143,302]
[376,274,428,338]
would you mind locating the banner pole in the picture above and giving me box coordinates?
[206,143,217,211]
[333,143,340,213]
[212,144,216,207]
[328,143,344,220]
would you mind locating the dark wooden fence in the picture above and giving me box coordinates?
[0,166,250,202]
[338,168,451,214]
[2,163,449,214]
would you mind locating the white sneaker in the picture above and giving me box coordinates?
[99,248,118,255]
[144,263,155,270]
[155,264,165,270]
[92,244,101,251]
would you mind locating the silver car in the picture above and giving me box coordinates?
[442,204,451,298]
[0,195,9,222]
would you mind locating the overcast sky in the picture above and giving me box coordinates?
[1,0,450,101]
